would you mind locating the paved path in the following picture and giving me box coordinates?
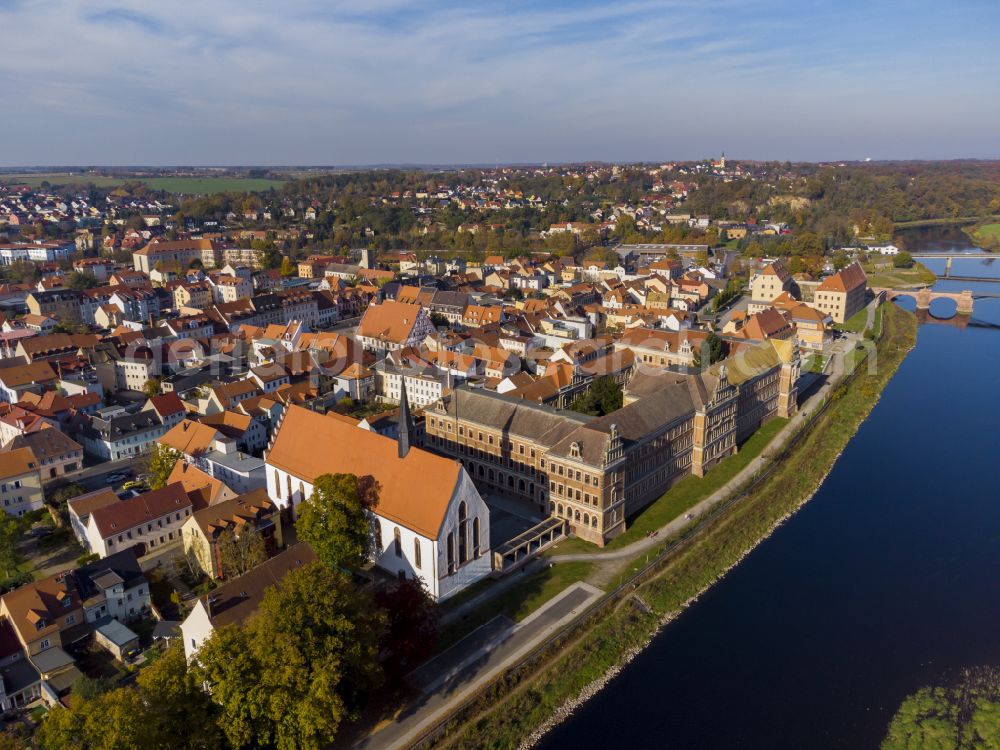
[439,557,546,627]
[356,582,603,750]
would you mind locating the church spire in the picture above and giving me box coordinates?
[397,380,413,459]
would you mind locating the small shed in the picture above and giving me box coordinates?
[93,619,139,661]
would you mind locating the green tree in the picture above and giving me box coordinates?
[216,527,267,579]
[893,250,914,268]
[147,445,182,490]
[295,474,380,571]
[194,562,385,750]
[70,674,114,701]
[49,482,86,508]
[67,271,100,290]
[569,377,623,417]
[0,513,26,581]
[693,332,725,368]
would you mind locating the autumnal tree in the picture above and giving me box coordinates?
[147,445,182,490]
[296,473,379,572]
[194,562,384,750]
[279,255,296,277]
[134,642,224,749]
[374,578,439,676]
[36,643,221,750]
[143,376,163,398]
[216,527,267,579]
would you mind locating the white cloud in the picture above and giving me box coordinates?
[0,0,997,163]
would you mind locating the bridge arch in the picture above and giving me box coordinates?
[874,287,974,316]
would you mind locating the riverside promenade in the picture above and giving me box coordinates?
[357,305,875,750]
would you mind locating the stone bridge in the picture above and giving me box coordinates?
[875,287,974,316]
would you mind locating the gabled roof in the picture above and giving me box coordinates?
[1,571,81,645]
[198,542,317,630]
[266,405,464,539]
[357,301,425,344]
[158,419,220,457]
[67,487,119,520]
[167,462,232,510]
[89,483,192,538]
[0,446,38,480]
[817,262,867,293]
[0,361,57,388]
[3,426,81,463]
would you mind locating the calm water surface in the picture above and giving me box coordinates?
[538,227,1000,749]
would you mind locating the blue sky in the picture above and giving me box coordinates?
[0,0,998,165]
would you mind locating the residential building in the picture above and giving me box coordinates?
[74,548,150,624]
[749,260,795,304]
[181,489,282,580]
[83,483,194,558]
[2,426,83,483]
[356,300,435,352]
[76,410,167,460]
[0,448,43,517]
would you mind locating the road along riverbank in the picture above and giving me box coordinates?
[417,303,917,750]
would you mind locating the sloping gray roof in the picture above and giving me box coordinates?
[440,388,591,448]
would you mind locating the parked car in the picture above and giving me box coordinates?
[105,472,129,484]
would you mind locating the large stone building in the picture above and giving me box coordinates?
[749,260,795,304]
[811,262,867,323]
[424,340,799,546]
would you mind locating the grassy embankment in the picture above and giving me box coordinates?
[428,302,917,750]
[436,561,594,649]
[965,222,1000,250]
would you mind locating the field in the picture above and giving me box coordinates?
[0,173,286,194]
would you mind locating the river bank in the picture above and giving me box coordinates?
[425,303,917,750]
[963,221,1000,250]
[893,215,1000,230]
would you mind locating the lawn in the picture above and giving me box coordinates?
[864,261,936,288]
[968,222,1000,250]
[836,306,870,334]
[437,561,594,650]
[551,417,789,555]
[1,173,285,194]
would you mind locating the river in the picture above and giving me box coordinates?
[537,226,1000,749]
